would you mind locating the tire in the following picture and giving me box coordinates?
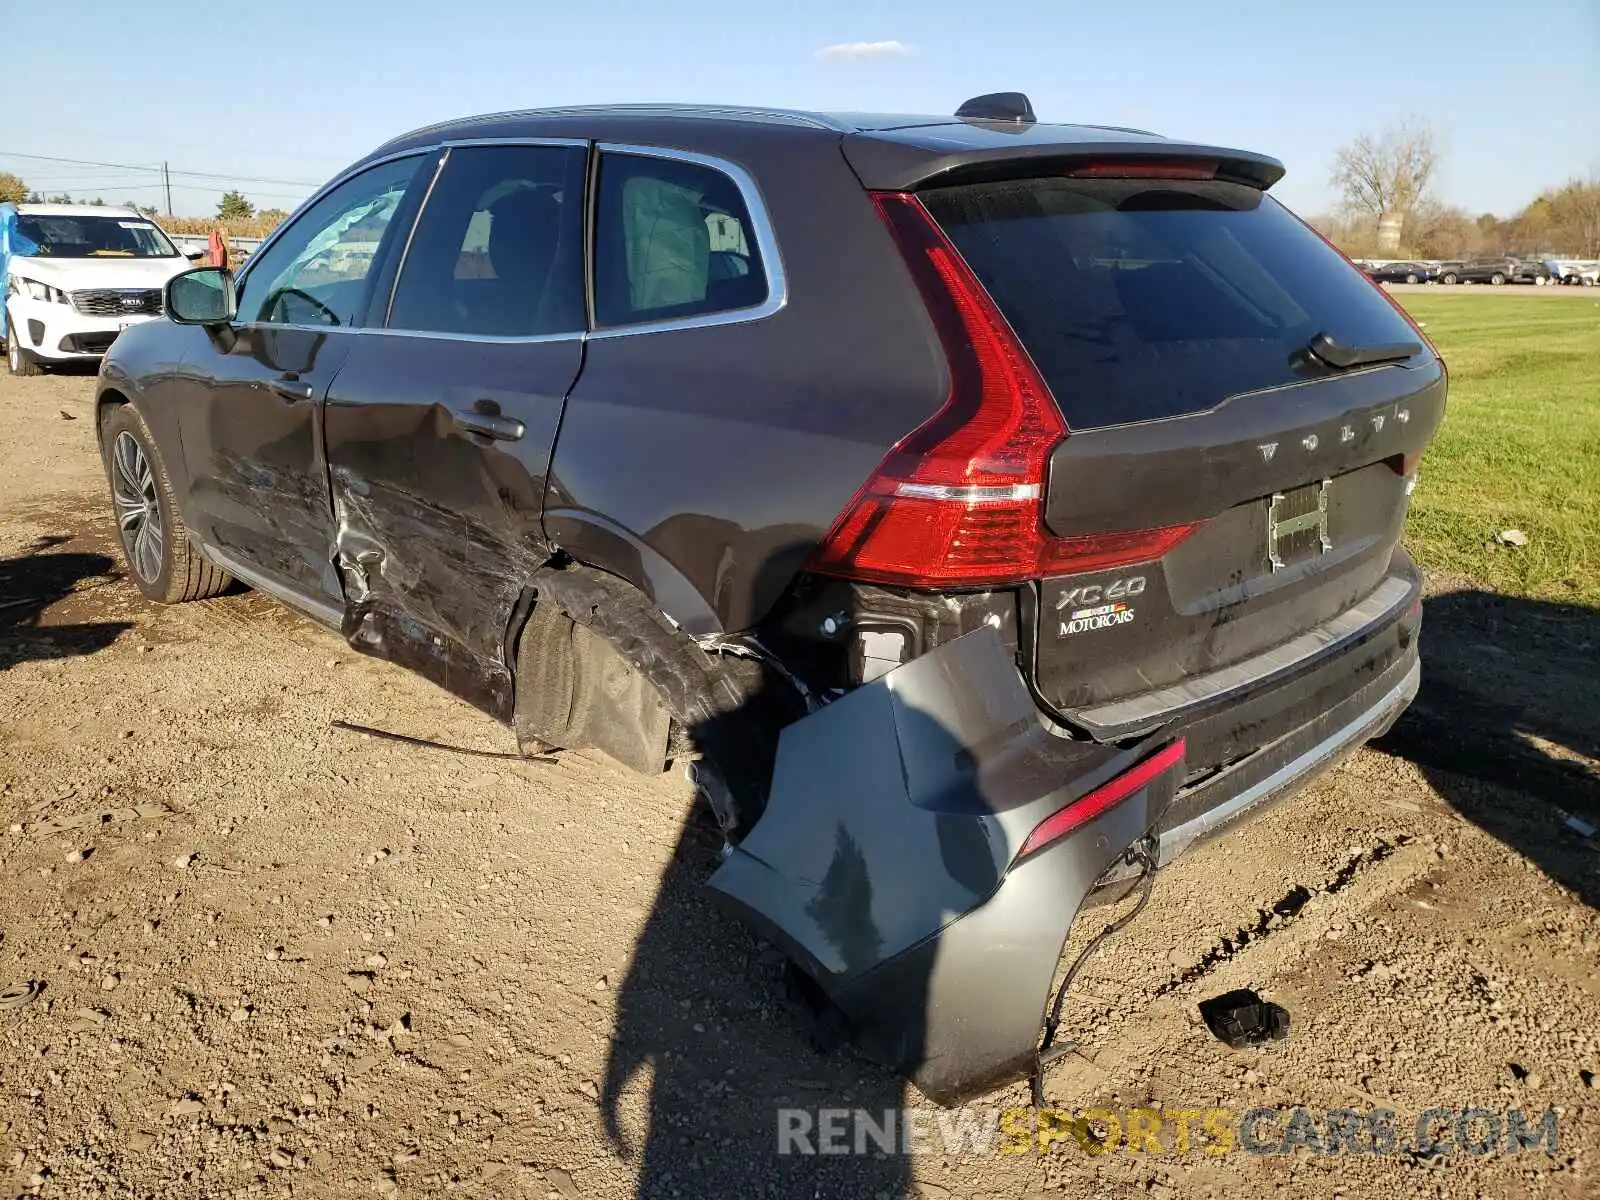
[5,315,41,377]
[1405,274,1419,284]
[99,403,232,603]
[1490,273,1506,285]
[1441,272,1458,285]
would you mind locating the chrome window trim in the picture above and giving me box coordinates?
[231,137,786,344]
[221,323,586,346]
[361,326,585,346]
[586,142,788,340]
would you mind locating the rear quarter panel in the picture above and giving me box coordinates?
[545,128,949,633]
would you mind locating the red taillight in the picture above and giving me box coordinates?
[1017,738,1186,861]
[1068,160,1217,180]
[807,192,1197,589]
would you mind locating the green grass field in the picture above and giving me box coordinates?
[1392,292,1600,606]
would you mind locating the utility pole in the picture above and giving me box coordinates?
[162,162,173,216]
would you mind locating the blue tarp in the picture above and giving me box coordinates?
[0,203,42,341]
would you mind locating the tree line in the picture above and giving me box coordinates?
[1315,117,1598,260]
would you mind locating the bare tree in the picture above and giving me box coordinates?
[1331,118,1441,252]
[1549,178,1600,257]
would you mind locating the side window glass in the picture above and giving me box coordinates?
[593,152,768,327]
[235,155,422,328]
[387,144,587,337]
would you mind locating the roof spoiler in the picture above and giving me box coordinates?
[956,92,1037,124]
[844,135,1287,192]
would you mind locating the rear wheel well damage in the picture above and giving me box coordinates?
[510,562,804,836]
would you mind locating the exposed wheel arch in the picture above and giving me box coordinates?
[97,387,131,428]
[510,561,805,836]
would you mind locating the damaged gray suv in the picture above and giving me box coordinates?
[96,93,1441,1103]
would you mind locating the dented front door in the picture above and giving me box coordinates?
[177,325,353,606]
[322,333,582,717]
[320,143,589,718]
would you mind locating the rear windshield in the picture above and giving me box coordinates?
[921,178,1419,429]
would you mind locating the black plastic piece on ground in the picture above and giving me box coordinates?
[1198,988,1290,1048]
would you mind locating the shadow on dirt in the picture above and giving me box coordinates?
[0,534,132,669]
[599,805,917,1198]
[597,549,923,1196]
[1373,587,1600,909]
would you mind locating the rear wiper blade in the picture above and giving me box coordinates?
[1306,331,1420,370]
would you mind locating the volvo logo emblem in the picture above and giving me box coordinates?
[1258,442,1278,462]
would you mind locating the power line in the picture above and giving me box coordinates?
[0,149,321,188]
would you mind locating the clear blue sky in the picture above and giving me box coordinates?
[4,0,1595,220]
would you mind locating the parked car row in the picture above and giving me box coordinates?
[1359,256,1598,286]
[1363,261,1437,284]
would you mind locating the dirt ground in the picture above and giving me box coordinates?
[0,368,1596,1200]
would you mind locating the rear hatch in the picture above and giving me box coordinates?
[916,170,1445,723]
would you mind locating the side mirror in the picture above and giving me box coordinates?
[183,247,208,262]
[165,267,237,325]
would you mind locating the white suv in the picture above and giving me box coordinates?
[1,203,197,376]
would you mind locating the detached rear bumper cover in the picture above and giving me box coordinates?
[710,618,1421,1104]
[709,626,1179,1104]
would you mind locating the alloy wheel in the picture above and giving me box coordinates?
[111,431,164,583]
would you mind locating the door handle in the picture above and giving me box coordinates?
[267,376,314,402]
[452,409,526,442]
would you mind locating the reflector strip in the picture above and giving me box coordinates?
[1017,737,1186,860]
[891,482,1042,503]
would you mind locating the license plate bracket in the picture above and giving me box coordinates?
[1266,479,1331,572]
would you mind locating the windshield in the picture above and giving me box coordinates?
[13,214,178,259]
